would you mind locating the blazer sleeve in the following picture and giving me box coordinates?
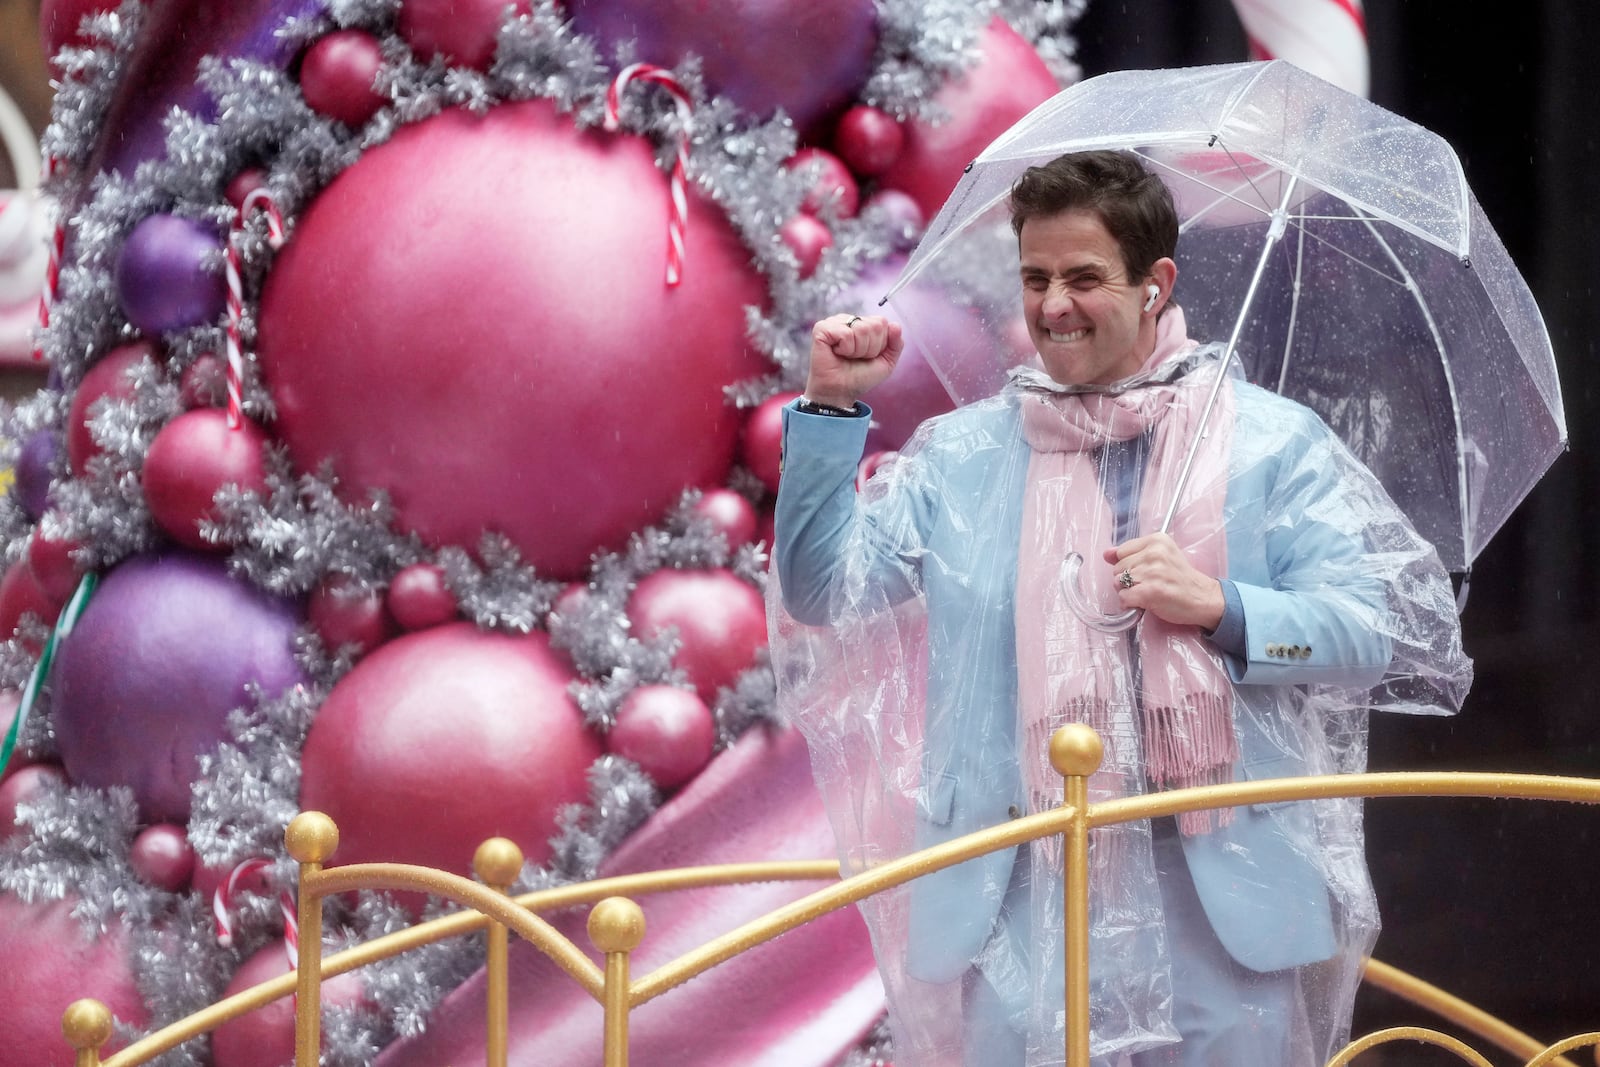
[1223,409,1397,690]
[772,401,929,626]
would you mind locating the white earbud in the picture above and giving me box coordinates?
[1143,284,1161,312]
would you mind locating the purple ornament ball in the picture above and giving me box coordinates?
[115,214,227,335]
[12,430,60,521]
[50,551,308,822]
[566,0,877,135]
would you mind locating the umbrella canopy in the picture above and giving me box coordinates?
[885,60,1565,571]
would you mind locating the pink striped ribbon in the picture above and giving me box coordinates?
[603,63,693,287]
[224,189,286,429]
[33,157,63,363]
[1233,0,1369,96]
[212,856,299,969]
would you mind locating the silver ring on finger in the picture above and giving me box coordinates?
[1118,569,1136,590]
[846,315,862,327]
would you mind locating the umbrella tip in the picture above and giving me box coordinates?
[1459,256,1472,269]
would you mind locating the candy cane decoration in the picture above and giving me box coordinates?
[213,856,299,969]
[1231,0,1369,97]
[32,156,64,363]
[223,189,287,429]
[603,63,694,287]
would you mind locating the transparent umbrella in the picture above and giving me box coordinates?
[885,60,1565,606]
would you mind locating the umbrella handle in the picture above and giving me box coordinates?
[1059,551,1141,634]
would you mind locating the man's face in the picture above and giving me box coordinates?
[1019,209,1156,387]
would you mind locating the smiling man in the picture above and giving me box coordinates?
[770,151,1469,1067]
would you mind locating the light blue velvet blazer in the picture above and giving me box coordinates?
[775,381,1396,983]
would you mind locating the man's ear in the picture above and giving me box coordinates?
[1144,257,1178,314]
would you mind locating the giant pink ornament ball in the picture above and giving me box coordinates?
[211,939,366,1067]
[627,568,767,704]
[565,0,877,135]
[298,623,602,884]
[879,17,1059,221]
[142,408,271,551]
[0,895,147,1067]
[50,551,308,822]
[257,100,767,580]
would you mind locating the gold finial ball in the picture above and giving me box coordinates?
[473,837,525,888]
[285,811,340,864]
[61,998,114,1049]
[587,897,646,954]
[1049,724,1104,778]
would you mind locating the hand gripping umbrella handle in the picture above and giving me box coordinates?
[1059,551,1141,634]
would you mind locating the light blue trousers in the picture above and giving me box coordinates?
[961,824,1297,1066]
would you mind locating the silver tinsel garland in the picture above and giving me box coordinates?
[3,1,1082,1063]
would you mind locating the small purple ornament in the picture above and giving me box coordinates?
[12,430,60,521]
[115,214,227,335]
[566,0,878,135]
[50,551,308,822]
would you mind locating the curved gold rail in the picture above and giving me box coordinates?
[60,726,1600,1067]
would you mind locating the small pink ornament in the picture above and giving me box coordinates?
[832,105,905,177]
[142,408,270,551]
[692,488,758,549]
[780,214,833,279]
[788,148,860,219]
[627,569,766,703]
[0,764,67,841]
[740,392,797,494]
[386,562,457,631]
[225,168,270,211]
[129,823,196,892]
[397,0,530,70]
[211,938,365,1067]
[309,576,393,656]
[68,341,157,475]
[25,527,83,604]
[0,561,59,651]
[609,685,715,791]
[299,29,386,128]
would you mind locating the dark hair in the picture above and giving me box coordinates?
[1008,150,1178,281]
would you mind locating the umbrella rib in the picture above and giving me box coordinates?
[1281,216,1409,288]
[1131,150,1274,227]
[1354,210,1475,565]
[1275,219,1308,395]
[1206,136,1278,213]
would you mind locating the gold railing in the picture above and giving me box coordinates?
[60,725,1600,1067]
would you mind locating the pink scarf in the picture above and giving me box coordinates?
[1014,310,1238,834]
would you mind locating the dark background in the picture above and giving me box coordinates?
[1075,1,1600,1054]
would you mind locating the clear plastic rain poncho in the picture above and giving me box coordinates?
[769,329,1474,1066]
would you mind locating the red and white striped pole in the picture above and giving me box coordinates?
[32,156,64,363]
[1231,0,1369,97]
[603,63,695,287]
[223,189,286,430]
